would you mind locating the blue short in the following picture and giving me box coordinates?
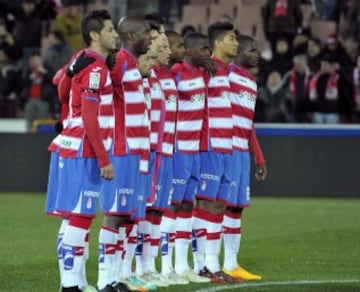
[171,152,200,204]
[55,157,101,217]
[150,155,173,211]
[196,152,232,203]
[45,152,61,216]
[227,150,250,208]
[100,155,139,216]
[131,172,149,221]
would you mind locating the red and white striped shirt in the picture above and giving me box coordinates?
[57,49,114,164]
[111,49,150,173]
[172,61,206,154]
[201,57,233,153]
[152,65,177,156]
[228,63,257,151]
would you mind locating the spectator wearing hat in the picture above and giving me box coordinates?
[308,53,354,123]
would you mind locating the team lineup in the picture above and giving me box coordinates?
[45,9,267,292]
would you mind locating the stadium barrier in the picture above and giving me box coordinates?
[0,124,359,197]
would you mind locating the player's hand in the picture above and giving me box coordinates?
[66,51,95,78]
[106,49,117,71]
[100,163,114,180]
[188,54,217,76]
[54,120,63,134]
[255,164,267,181]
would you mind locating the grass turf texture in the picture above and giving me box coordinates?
[0,194,359,292]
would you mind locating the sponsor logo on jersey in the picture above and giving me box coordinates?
[191,93,205,102]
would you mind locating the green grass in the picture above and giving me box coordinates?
[0,194,360,291]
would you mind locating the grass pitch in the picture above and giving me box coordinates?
[0,194,359,292]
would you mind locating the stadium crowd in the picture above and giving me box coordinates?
[1,0,360,128]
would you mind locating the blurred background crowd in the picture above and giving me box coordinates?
[0,0,360,131]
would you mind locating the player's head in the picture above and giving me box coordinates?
[235,34,259,69]
[166,30,185,64]
[145,14,166,34]
[208,21,238,58]
[137,53,152,77]
[81,10,118,51]
[155,35,171,66]
[117,15,152,56]
[184,32,211,58]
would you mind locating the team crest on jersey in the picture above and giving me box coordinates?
[86,197,92,209]
[201,180,207,191]
[121,194,126,206]
[89,72,101,89]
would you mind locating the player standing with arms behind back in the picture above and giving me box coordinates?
[223,34,267,281]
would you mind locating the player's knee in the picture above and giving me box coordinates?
[103,215,130,229]
[181,201,194,213]
[226,206,243,214]
[170,203,181,213]
[146,209,162,217]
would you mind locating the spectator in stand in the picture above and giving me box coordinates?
[12,0,51,63]
[348,0,360,40]
[262,0,303,54]
[21,52,50,131]
[266,37,293,77]
[0,46,20,117]
[308,53,354,123]
[321,33,353,79]
[43,30,73,117]
[257,70,293,122]
[352,54,360,122]
[306,37,322,72]
[53,0,83,52]
[283,54,312,122]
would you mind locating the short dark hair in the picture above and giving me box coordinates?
[145,14,165,31]
[236,34,254,53]
[81,10,112,47]
[184,32,207,49]
[207,21,234,49]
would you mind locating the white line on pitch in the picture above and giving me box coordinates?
[190,279,360,292]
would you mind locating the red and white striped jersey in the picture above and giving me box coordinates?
[111,49,150,173]
[228,62,257,151]
[172,61,206,154]
[201,57,233,153]
[143,75,164,152]
[57,49,114,159]
[151,65,177,156]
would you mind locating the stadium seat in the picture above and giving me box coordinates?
[31,118,56,133]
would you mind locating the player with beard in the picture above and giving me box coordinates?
[96,15,152,292]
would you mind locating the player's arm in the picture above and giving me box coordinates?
[249,127,267,181]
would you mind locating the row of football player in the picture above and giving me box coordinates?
[45,10,267,292]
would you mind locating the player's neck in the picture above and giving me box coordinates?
[212,50,231,65]
[89,43,108,58]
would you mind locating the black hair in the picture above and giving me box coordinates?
[81,10,112,47]
[184,32,207,50]
[236,34,255,53]
[207,21,234,49]
[181,25,196,37]
[145,14,165,31]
